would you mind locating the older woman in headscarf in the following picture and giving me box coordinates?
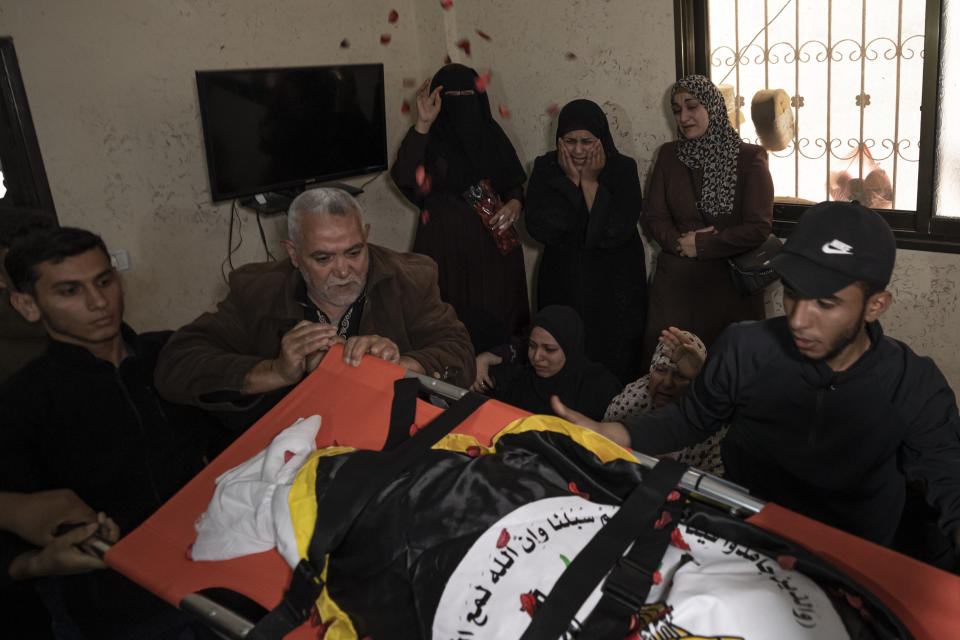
[391,64,529,346]
[640,75,773,365]
[605,327,726,475]
[492,305,622,422]
[525,99,646,383]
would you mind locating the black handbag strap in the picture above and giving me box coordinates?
[247,382,488,639]
[519,458,688,640]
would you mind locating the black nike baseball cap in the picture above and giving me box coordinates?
[771,201,896,298]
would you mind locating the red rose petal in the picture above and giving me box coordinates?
[316,621,333,638]
[520,592,537,617]
[340,38,350,49]
[567,481,590,500]
[388,9,399,23]
[401,100,410,114]
[465,445,481,457]
[380,34,391,45]
[652,570,663,584]
[670,527,691,550]
[844,592,863,610]
[456,38,471,56]
[309,606,321,627]
[546,103,560,117]
[496,528,510,548]
[402,77,416,88]
[415,165,426,187]
[565,51,577,60]
[498,105,510,118]
[283,450,295,463]
[777,555,797,571]
[185,544,193,560]
[474,70,491,93]
[408,422,419,436]
[653,510,673,530]
[440,0,453,8]
[666,490,681,502]
[420,209,430,224]
[476,29,491,41]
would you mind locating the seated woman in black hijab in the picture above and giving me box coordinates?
[494,305,622,422]
[526,99,646,383]
[391,64,530,345]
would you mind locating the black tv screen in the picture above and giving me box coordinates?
[196,63,387,201]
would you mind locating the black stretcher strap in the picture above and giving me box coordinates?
[519,458,688,640]
[247,381,488,640]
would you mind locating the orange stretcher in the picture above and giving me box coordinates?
[104,346,960,639]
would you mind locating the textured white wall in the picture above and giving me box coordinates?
[2,0,959,391]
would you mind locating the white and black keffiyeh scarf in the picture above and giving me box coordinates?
[674,74,742,218]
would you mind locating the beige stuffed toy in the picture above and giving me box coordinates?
[751,89,795,151]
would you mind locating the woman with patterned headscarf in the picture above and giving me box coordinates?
[640,75,773,364]
[525,99,647,383]
[391,64,529,348]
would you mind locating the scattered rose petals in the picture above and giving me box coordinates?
[440,0,453,8]
[401,100,410,114]
[653,510,673,530]
[777,555,797,571]
[415,165,426,186]
[666,490,681,502]
[476,29,491,41]
[380,34,391,45]
[388,9,399,23]
[546,103,560,117]
[670,527,691,550]
[465,445,481,457]
[565,51,577,60]
[420,209,430,224]
[283,450,295,463]
[520,592,537,617]
[402,77,416,88]
[340,38,350,49]
[567,481,590,500]
[456,38,471,56]
[496,528,510,548]
[408,422,419,436]
[498,105,510,118]
[444,54,452,64]
[474,70,491,93]
[652,570,663,585]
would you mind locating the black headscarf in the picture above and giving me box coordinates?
[424,64,526,195]
[555,99,619,156]
[501,305,621,421]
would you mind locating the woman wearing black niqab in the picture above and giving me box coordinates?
[525,99,647,383]
[392,64,530,345]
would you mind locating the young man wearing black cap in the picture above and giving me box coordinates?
[554,201,960,557]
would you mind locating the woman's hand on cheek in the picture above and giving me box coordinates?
[581,142,605,183]
[557,140,580,186]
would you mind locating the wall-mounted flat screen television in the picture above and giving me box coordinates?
[196,63,387,202]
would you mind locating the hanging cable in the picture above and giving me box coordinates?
[221,199,244,283]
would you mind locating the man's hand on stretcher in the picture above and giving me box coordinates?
[243,323,426,394]
[3,490,119,581]
[550,396,632,448]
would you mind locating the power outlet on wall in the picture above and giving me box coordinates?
[110,250,131,271]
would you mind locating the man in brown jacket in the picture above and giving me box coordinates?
[155,188,475,421]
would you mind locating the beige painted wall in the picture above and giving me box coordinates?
[3,0,959,391]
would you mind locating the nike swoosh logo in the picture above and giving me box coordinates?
[821,239,853,255]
